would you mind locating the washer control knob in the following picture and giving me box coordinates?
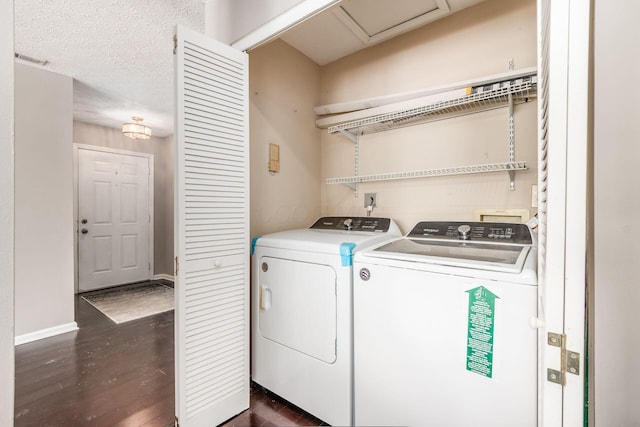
[343,218,353,230]
[457,224,471,240]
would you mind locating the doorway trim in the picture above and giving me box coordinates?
[73,143,154,293]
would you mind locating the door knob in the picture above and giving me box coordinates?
[81,219,88,224]
[81,228,88,234]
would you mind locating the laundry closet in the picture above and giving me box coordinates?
[249,0,538,238]
[246,0,540,425]
[175,0,590,424]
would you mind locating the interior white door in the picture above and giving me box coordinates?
[538,0,590,424]
[78,147,152,291]
[174,25,250,427]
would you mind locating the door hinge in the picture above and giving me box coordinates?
[149,262,151,272]
[173,34,177,55]
[547,332,580,385]
[175,256,179,276]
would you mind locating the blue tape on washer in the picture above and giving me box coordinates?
[340,242,357,267]
[251,236,261,256]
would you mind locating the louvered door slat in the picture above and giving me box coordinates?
[175,26,249,427]
[537,0,550,280]
[185,136,245,151]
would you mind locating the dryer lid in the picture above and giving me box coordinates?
[253,217,402,254]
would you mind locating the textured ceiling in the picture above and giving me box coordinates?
[14,0,484,137]
[15,0,205,137]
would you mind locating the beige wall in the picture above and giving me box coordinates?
[158,135,175,276]
[73,121,174,277]
[249,39,322,237]
[0,0,14,421]
[319,0,537,233]
[15,63,75,337]
[594,1,640,424]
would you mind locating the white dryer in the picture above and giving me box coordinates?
[251,216,401,426]
[353,221,538,427]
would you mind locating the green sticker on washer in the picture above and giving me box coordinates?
[466,286,499,378]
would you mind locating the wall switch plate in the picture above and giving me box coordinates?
[268,143,280,173]
[364,192,377,208]
[531,184,538,208]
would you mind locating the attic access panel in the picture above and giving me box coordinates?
[335,0,451,45]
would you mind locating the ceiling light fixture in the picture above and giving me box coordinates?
[122,116,152,140]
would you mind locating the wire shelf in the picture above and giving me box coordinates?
[326,73,536,192]
[326,161,527,185]
[328,81,536,135]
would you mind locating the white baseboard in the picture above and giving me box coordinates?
[15,322,79,346]
[154,274,174,282]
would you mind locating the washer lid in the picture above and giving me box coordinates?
[365,221,534,273]
[371,238,530,271]
[365,240,531,274]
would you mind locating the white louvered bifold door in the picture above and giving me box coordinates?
[174,26,250,427]
[538,0,591,425]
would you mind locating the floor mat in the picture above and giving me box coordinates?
[81,283,174,324]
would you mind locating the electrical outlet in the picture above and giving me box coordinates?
[531,185,538,208]
[364,193,377,208]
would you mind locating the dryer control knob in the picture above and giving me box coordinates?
[343,218,353,230]
[457,224,471,240]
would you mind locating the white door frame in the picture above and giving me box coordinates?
[538,0,591,424]
[73,143,154,293]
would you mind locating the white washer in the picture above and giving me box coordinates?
[353,221,538,427]
[251,216,401,426]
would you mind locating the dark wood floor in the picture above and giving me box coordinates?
[220,385,327,427]
[15,281,325,427]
